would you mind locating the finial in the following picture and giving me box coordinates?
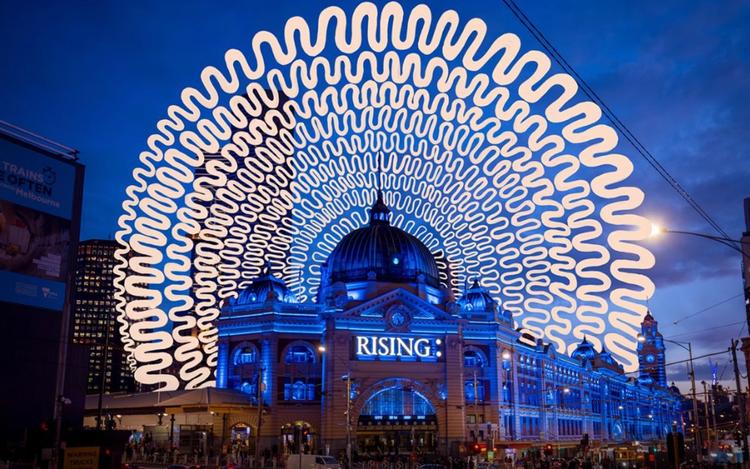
[263,257,273,276]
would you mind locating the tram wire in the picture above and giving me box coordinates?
[501,0,735,243]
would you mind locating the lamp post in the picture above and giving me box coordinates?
[319,344,353,467]
[638,334,702,463]
[649,221,750,464]
[648,224,748,260]
[501,349,512,440]
[342,372,352,469]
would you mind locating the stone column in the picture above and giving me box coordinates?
[217,340,229,389]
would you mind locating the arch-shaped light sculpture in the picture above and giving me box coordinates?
[115,2,654,390]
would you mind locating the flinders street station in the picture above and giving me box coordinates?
[88,190,684,464]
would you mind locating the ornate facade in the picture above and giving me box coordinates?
[216,192,682,457]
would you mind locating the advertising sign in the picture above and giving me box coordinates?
[0,136,80,310]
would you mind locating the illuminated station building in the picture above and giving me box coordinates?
[216,192,682,457]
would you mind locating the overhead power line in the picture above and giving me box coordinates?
[501,0,735,243]
[672,293,744,325]
[665,320,744,340]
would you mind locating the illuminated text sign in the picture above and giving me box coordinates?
[354,335,442,361]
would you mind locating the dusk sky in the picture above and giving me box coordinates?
[2,0,748,391]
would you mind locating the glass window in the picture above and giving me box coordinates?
[463,349,486,368]
[232,345,257,366]
[465,380,485,402]
[360,386,435,417]
[284,344,315,364]
[239,381,256,396]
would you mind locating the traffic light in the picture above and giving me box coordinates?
[544,444,553,456]
[473,443,480,454]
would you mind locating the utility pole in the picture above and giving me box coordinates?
[702,381,712,452]
[255,367,265,468]
[96,324,111,430]
[731,339,749,464]
[685,342,703,465]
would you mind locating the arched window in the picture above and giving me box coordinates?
[360,386,435,417]
[281,341,319,402]
[232,343,258,366]
[463,347,487,368]
[284,342,316,364]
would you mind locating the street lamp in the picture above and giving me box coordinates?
[319,344,353,467]
[638,334,702,463]
[648,222,749,261]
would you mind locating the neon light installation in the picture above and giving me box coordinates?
[116,2,655,390]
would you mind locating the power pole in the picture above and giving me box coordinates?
[731,339,749,464]
[702,381,712,452]
[96,324,111,430]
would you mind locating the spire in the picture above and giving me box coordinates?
[370,151,390,224]
[376,150,383,193]
[263,257,274,276]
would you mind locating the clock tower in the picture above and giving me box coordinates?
[637,311,667,387]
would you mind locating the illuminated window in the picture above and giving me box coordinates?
[465,380,486,402]
[232,346,258,366]
[284,343,315,364]
[463,348,486,368]
[239,380,257,396]
[360,385,435,417]
[283,380,316,401]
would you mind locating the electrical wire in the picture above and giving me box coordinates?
[501,0,735,244]
[665,321,744,340]
[672,293,744,325]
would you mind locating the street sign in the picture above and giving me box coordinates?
[63,446,99,469]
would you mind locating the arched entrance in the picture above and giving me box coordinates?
[230,422,255,457]
[355,378,439,456]
[280,421,316,455]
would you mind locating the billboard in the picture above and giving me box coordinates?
[0,135,82,310]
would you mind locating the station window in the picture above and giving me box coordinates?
[283,380,316,401]
[284,343,316,364]
[233,346,257,366]
[465,380,486,402]
[463,348,487,368]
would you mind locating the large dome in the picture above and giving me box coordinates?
[323,191,441,288]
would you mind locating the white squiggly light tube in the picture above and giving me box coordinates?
[115,2,655,390]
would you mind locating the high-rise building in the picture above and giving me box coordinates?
[72,239,135,394]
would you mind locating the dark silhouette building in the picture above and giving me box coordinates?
[72,239,136,394]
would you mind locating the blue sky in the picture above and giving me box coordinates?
[1,0,748,390]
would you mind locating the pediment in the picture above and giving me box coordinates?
[339,288,456,323]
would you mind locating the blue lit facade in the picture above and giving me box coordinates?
[216,193,682,456]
